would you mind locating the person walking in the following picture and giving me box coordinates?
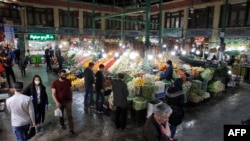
[95,64,105,113]
[166,78,185,139]
[25,49,31,65]
[14,47,20,65]
[143,103,173,141]
[23,75,48,133]
[83,62,95,108]
[51,69,75,135]
[19,54,28,76]
[6,82,36,141]
[45,47,52,72]
[112,73,129,130]
[3,53,16,87]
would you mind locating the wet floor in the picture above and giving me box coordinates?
[1,64,250,141]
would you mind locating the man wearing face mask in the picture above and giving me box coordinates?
[51,69,75,135]
[23,75,48,133]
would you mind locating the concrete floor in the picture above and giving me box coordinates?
[0,64,250,141]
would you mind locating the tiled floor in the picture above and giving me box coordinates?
[0,64,250,141]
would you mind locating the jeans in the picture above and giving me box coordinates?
[59,102,74,131]
[95,92,104,111]
[170,124,177,138]
[12,124,30,141]
[84,85,94,107]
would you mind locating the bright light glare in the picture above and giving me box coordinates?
[115,52,119,58]
[181,50,186,55]
[158,54,162,58]
[171,51,176,56]
[196,50,200,55]
[147,54,153,60]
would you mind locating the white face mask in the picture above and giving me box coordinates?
[34,80,40,85]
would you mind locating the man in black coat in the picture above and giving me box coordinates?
[84,62,95,108]
[166,78,185,138]
[112,73,129,130]
[95,64,105,113]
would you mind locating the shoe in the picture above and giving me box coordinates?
[97,110,104,114]
[70,130,75,135]
[61,125,66,130]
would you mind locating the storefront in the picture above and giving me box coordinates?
[27,33,56,55]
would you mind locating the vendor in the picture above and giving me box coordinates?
[160,60,173,81]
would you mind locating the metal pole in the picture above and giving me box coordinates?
[145,0,151,58]
[121,15,125,45]
[220,0,228,53]
[92,0,96,50]
[159,0,163,50]
[67,0,71,43]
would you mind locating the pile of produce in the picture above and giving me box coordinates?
[200,68,214,81]
[142,82,155,100]
[208,80,225,93]
[133,97,147,111]
[71,78,84,89]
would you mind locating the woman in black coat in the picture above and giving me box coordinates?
[23,75,48,133]
[166,78,185,139]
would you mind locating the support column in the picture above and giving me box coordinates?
[121,15,125,44]
[211,4,221,48]
[145,0,151,57]
[101,12,106,41]
[67,0,71,42]
[92,0,96,50]
[220,0,228,53]
[79,9,83,35]
[159,0,163,49]
[53,7,60,45]
[19,8,26,53]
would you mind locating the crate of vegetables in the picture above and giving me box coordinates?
[133,97,147,111]
[142,82,155,100]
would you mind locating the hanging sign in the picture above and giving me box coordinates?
[28,34,55,41]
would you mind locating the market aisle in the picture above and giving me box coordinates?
[1,64,250,141]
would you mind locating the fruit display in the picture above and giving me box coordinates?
[71,78,84,89]
[66,73,77,81]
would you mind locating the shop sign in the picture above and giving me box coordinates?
[186,29,212,37]
[223,28,250,37]
[27,27,55,33]
[28,34,55,41]
[59,28,79,34]
[163,28,182,37]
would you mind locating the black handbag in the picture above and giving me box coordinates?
[27,126,36,139]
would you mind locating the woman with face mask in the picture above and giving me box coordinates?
[23,75,49,133]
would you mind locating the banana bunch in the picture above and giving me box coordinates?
[66,73,76,80]
[134,77,145,87]
[71,78,84,88]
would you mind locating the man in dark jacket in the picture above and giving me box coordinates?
[166,78,185,139]
[3,53,16,87]
[143,103,173,141]
[112,73,129,130]
[95,64,105,113]
[84,62,95,108]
